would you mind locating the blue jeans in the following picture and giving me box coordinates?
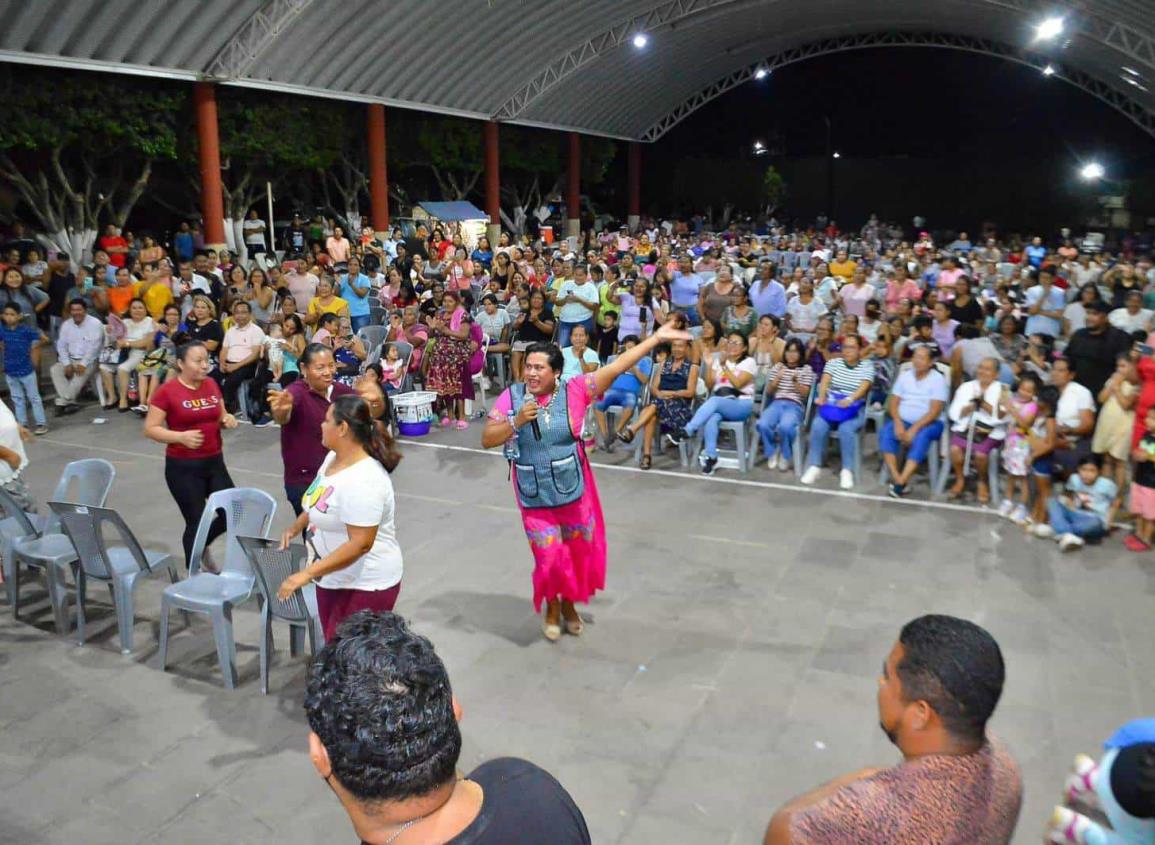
[685,396,754,458]
[7,372,45,427]
[596,388,638,411]
[557,318,594,349]
[1047,499,1106,539]
[350,314,370,333]
[879,418,944,465]
[807,408,866,471]
[756,399,804,462]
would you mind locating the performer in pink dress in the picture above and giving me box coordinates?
[482,322,688,641]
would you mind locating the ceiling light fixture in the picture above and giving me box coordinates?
[1042,64,1056,76]
[1080,162,1105,181]
[632,33,648,49]
[1035,17,1064,41]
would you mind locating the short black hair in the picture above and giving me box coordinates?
[305,612,460,803]
[2,302,21,314]
[897,614,1005,744]
[1077,453,1102,470]
[1085,300,1110,315]
[524,341,564,374]
[67,297,88,310]
[912,315,933,330]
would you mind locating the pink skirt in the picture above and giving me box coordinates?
[514,454,607,612]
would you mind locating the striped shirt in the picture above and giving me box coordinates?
[823,357,875,396]
[767,363,814,406]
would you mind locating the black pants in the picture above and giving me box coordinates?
[220,362,259,414]
[249,369,299,420]
[285,482,310,517]
[165,455,235,568]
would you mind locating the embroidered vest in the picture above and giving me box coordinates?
[508,381,585,509]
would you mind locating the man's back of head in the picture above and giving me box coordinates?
[305,611,460,806]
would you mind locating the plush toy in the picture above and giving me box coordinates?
[1047,718,1155,844]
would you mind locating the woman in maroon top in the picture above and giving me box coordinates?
[144,340,239,568]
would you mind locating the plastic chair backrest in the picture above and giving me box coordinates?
[48,501,148,581]
[238,536,311,623]
[188,488,277,577]
[0,485,37,537]
[45,459,115,533]
[357,325,388,354]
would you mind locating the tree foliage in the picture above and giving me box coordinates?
[0,66,184,248]
[763,165,787,214]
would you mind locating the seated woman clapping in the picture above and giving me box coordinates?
[668,332,757,476]
[618,338,698,469]
[756,337,814,471]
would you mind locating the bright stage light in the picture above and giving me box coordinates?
[632,33,648,48]
[1035,17,1064,40]
[1080,162,1105,181]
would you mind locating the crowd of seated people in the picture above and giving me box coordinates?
[5,213,1155,552]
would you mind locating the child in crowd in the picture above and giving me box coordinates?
[999,373,1041,524]
[1043,454,1117,551]
[263,322,287,380]
[1092,354,1138,495]
[1026,385,1059,532]
[594,310,619,362]
[868,336,895,408]
[381,344,405,395]
[0,302,48,434]
[1127,407,1155,552]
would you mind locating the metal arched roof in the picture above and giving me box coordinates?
[0,0,1151,141]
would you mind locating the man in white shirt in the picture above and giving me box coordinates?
[242,209,267,259]
[220,301,266,417]
[50,298,104,414]
[174,260,214,318]
[1052,357,1096,476]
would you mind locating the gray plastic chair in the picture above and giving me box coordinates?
[0,486,41,606]
[157,488,276,689]
[357,325,388,356]
[238,536,323,694]
[9,459,115,633]
[48,501,179,654]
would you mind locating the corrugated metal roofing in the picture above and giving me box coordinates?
[0,0,1148,140]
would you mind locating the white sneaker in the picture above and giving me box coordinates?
[839,469,854,490]
[997,499,1015,518]
[1010,504,1030,525]
[1059,533,1085,552]
[778,454,791,471]
[1032,523,1056,539]
[800,466,821,485]
[765,451,777,471]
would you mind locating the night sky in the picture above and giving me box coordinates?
[641,47,1155,231]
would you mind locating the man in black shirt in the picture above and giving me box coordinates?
[305,611,591,845]
[283,213,308,255]
[1064,300,1132,398]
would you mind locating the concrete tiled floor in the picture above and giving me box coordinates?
[2,410,1154,843]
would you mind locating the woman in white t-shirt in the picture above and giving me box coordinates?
[669,332,757,475]
[277,394,403,641]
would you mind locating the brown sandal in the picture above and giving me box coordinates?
[640,455,652,470]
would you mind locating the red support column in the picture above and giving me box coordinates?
[367,104,389,230]
[566,131,581,241]
[484,121,501,245]
[627,141,641,231]
[194,82,226,246]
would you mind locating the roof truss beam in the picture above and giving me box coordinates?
[640,31,1155,142]
[206,0,314,80]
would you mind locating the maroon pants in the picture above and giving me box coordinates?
[315,583,401,642]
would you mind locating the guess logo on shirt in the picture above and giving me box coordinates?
[182,396,220,410]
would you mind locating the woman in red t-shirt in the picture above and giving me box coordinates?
[144,340,239,568]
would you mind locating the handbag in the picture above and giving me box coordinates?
[713,386,742,399]
[818,392,864,424]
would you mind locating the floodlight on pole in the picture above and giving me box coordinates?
[632,33,648,49]
[1080,162,1105,181]
[1035,17,1064,41]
